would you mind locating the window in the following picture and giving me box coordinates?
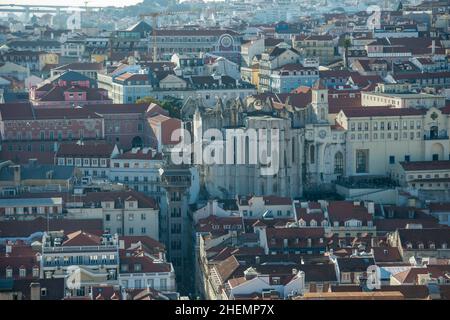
[356,150,368,173]
[141,227,146,234]
[389,156,395,164]
[334,152,344,174]
[129,227,134,235]
[134,279,142,289]
[160,279,167,291]
[405,155,410,162]
[310,145,315,164]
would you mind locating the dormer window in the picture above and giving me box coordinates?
[310,219,317,227]
[442,243,447,249]
[19,267,26,278]
[32,267,39,278]
[406,242,413,249]
[6,267,12,278]
[429,242,435,250]
[418,243,424,249]
[134,264,142,272]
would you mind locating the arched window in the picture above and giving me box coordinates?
[356,149,368,173]
[310,145,315,164]
[334,152,344,174]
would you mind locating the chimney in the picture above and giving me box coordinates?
[407,197,416,208]
[30,282,41,300]
[371,237,377,248]
[13,165,21,186]
[28,158,38,167]
[366,202,375,215]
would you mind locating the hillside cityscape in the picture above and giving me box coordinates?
[0,0,449,301]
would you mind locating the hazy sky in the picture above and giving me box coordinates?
[0,0,144,7]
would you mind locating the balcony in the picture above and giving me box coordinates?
[424,132,449,140]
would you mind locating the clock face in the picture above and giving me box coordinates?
[219,34,233,49]
[319,130,327,139]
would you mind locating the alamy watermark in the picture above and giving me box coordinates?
[170,128,280,176]
[66,265,82,290]
[366,265,382,290]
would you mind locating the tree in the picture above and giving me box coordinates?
[135,96,160,105]
[136,96,181,119]
[343,37,352,69]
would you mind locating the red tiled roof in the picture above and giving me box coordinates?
[0,103,102,120]
[400,160,450,171]
[374,219,441,232]
[0,151,55,165]
[153,29,239,36]
[271,91,312,109]
[120,255,171,273]
[72,190,158,209]
[266,227,325,240]
[53,62,104,71]
[398,228,450,249]
[261,195,292,206]
[327,201,372,223]
[34,107,102,120]
[115,148,162,160]
[0,217,103,238]
[0,254,40,279]
[56,142,115,157]
[214,255,240,283]
[87,103,151,114]
[429,203,450,212]
[62,230,102,246]
[148,115,182,145]
[341,106,425,117]
[372,247,403,263]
